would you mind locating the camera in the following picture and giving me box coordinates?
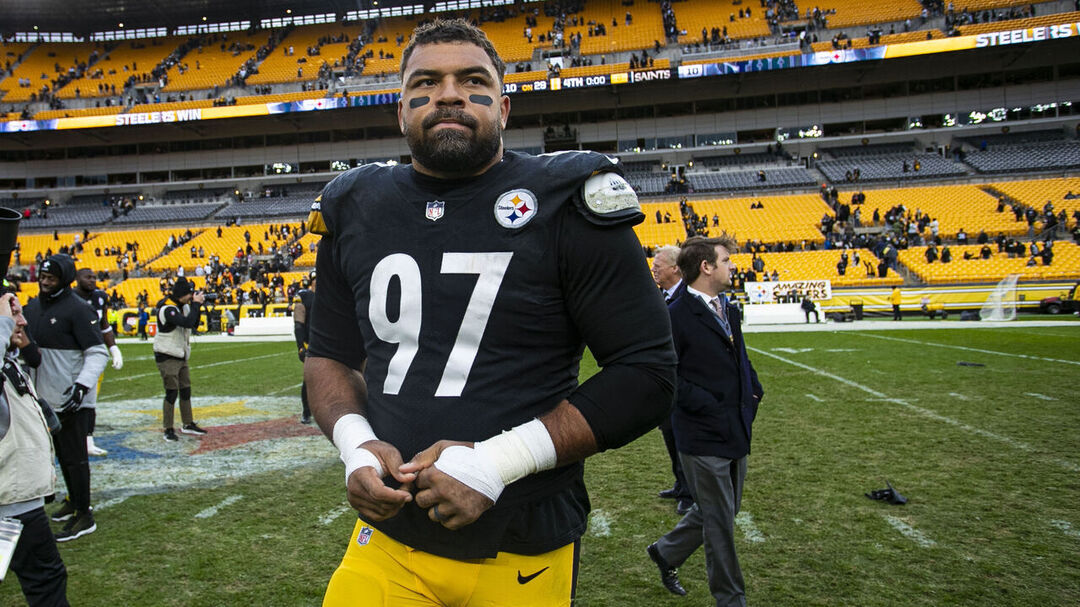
[203,292,218,301]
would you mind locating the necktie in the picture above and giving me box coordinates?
[710,296,732,338]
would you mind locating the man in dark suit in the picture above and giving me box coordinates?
[647,234,764,606]
[651,245,692,515]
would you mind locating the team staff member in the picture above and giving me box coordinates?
[153,278,208,442]
[647,235,764,606]
[305,19,676,607]
[23,254,108,542]
[292,271,315,424]
[73,268,124,457]
[0,291,71,606]
[651,245,692,515]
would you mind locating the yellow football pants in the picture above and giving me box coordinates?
[323,519,578,607]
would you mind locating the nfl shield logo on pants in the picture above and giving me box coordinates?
[357,526,374,546]
[425,201,445,221]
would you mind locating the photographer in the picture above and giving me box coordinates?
[24,254,108,542]
[153,278,208,442]
[0,291,71,606]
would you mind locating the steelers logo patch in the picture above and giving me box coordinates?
[494,189,538,229]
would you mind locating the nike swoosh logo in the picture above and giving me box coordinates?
[517,566,549,584]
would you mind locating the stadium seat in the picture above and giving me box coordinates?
[834,183,1029,239]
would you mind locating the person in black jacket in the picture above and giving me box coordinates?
[292,271,316,424]
[153,278,208,442]
[24,254,109,543]
[647,235,764,606]
[651,245,693,514]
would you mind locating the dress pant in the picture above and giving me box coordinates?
[52,408,91,512]
[655,453,747,607]
[10,506,70,607]
[659,417,690,498]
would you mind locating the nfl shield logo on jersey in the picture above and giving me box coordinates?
[425,200,445,221]
[493,189,538,229]
[357,526,374,546]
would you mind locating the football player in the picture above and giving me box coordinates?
[305,19,676,607]
[74,268,124,456]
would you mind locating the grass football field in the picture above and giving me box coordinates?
[2,323,1078,606]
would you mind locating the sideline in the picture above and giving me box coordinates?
[746,347,1080,473]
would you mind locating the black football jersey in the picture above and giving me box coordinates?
[308,150,674,558]
[76,288,112,334]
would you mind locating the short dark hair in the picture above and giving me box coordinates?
[677,233,736,284]
[400,18,506,85]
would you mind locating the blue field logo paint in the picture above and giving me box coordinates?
[83,396,337,498]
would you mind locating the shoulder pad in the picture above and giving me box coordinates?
[575,171,643,227]
[305,166,374,236]
[305,194,328,236]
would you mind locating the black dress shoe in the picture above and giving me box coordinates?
[647,543,687,596]
[676,497,694,515]
[658,487,679,499]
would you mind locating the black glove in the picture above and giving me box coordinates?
[298,345,307,363]
[58,383,89,414]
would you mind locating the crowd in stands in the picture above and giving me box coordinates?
[933,1,1040,36]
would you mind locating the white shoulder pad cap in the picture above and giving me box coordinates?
[582,172,639,216]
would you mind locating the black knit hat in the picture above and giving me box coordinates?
[171,277,193,300]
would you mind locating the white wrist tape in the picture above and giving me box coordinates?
[434,418,558,503]
[332,414,382,482]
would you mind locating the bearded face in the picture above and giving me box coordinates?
[404,105,503,176]
[397,42,510,179]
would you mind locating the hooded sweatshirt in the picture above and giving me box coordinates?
[22,254,109,409]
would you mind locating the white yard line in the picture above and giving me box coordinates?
[110,352,292,383]
[194,495,243,519]
[269,381,305,396]
[319,504,354,526]
[948,392,970,401]
[1024,392,1057,401]
[747,347,1080,473]
[805,393,824,402]
[882,514,936,548]
[1050,519,1080,538]
[94,495,129,512]
[589,509,613,537]
[855,333,1080,366]
[735,511,766,543]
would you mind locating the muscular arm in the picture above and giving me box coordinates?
[540,399,598,466]
[304,355,366,435]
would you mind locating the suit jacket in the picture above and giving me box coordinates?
[669,293,763,459]
[664,280,687,304]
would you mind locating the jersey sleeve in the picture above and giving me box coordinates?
[307,233,367,370]
[71,302,106,351]
[558,208,677,451]
[161,304,202,329]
